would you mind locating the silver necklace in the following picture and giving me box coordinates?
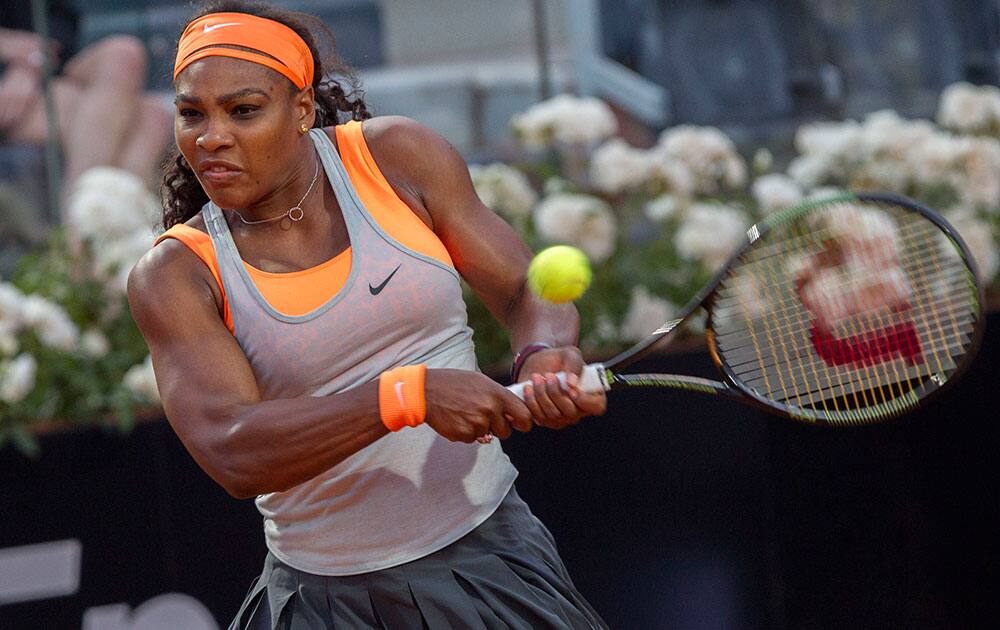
[231,158,321,226]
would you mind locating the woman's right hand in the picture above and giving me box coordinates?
[424,369,533,442]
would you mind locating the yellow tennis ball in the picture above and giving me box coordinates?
[527,245,592,303]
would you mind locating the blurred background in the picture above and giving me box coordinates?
[2,0,999,628]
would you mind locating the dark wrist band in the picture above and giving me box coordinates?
[510,343,552,383]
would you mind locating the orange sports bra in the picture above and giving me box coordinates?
[154,120,453,332]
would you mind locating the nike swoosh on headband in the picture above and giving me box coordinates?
[203,22,241,32]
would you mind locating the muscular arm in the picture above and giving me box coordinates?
[128,238,526,498]
[363,116,579,352]
[128,241,388,499]
[364,117,606,426]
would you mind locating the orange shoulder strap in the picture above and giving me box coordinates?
[154,224,234,333]
[335,120,453,268]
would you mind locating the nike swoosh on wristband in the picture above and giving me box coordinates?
[394,381,406,408]
[203,22,241,32]
[369,264,401,295]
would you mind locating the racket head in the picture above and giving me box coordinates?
[705,192,984,425]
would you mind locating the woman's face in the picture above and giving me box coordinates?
[174,56,312,211]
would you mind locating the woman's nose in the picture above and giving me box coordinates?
[196,121,234,151]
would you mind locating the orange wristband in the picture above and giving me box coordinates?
[378,365,427,431]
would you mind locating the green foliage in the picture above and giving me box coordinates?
[0,230,151,456]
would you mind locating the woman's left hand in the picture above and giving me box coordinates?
[517,346,607,429]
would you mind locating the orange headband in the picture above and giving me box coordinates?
[173,12,314,90]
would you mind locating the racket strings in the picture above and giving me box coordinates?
[747,203,890,409]
[827,212,968,404]
[771,211,880,411]
[801,216,965,406]
[722,221,973,310]
[713,201,978,420]
[799,375,933,417]
[718,279,974,392]
[716,289,975,371]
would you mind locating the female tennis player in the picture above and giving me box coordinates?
[127,1,608,627]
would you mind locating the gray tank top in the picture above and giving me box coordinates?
[201,128,518,576]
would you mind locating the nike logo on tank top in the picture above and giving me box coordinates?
[202,128,517,575]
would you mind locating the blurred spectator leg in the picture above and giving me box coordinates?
[4,34,171,213]
[57,35,167,191]
[114,94,173,189]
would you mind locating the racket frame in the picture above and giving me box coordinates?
[600,191,986,426]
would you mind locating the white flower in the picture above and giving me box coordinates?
[124,355,160,403]
[908,133,967,184]
[80,329,111,359]
[674,203,750,272]
[656,126,746,194]
[0,283,22,357]
[787,154,835,188]
[534,194,591,242]
[533,193,617,263]
[937,82,1000,134]
[620,286,676,342]
[511,94,618,149]
[644,194,682,222]
[65,167,158,246]
[956,137,1000,208]
[646,153,694,198]
[469,163,538,219]
[94,230,155,274]
[0,353,37,404]
[684,309,707,335]
[589,139,653,194]
[63,166,158,296]
[20,295,79,351]
[794,120,863,159]
[860,110,936,160]
[752,174,802,214]
[575,211,618,263]
[95,229,156,296]
[727,274,768,322]
[722,156,747,189]
[593,314,619,343]
[554,97,618,146]
[943,209,998,283]
[852,160,910,192]
[816,203,899,247]
[0,282,25,330]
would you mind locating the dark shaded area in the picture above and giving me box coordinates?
[1,312,997,628]
[600,0,1000,125]
[0,0,80,70]
[69,0,384,91]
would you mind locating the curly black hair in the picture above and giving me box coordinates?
[160,0,371,229]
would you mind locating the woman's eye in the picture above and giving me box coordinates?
[234,105,259,117]
[178,108,200,119]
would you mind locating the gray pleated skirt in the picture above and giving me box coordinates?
[229,486,608,629]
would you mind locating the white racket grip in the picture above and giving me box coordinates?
[506,363,609,400]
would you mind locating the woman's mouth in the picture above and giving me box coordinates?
[199,162,243,184]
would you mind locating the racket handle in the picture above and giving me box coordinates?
[506,363,609,400]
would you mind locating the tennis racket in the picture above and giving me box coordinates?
[508,192,985,426]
